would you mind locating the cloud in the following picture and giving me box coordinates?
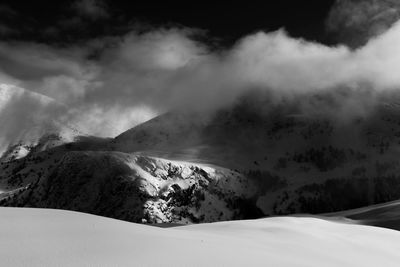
[85,24,400,114]
[65,104,157,137]
[0,24,16,37]
[0,4,18,18]
[72,0,109,20]
[88,29,209,109]
[0,41,97,103]
[0,84,67,152]
[0,4,19,38]
[326,0,400,48]
[4,17,400,138]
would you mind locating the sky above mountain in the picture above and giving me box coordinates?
[0,1,335,45]
[2,0,400,137]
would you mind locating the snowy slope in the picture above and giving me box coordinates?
[325,199,400,231]
[1,207,400,267]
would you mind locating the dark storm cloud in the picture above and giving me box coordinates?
[0,42,88,80]
[0,24,15,36]
[326,0,400,48]
[42,0,111,43]
[0,4,19,37]
[72,0,109,20]
[0,41,96,104]
[0,4,18,18]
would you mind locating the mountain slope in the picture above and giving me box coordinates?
[4,87,400,223]
[110,92,400,217]
[325,199,400,231]
[1,151,259,223]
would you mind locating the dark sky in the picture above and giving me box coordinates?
[0,1,336,45]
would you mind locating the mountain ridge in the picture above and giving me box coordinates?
[3,85,400,224]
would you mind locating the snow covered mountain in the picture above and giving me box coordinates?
[110,92,400,217]
[3,87,400,224]
[1,151,259,223]
[2,207,400,267]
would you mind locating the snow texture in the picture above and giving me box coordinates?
[1,207,400,267]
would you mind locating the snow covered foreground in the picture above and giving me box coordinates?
[2,208,400,267]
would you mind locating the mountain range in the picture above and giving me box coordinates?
[2,84,400,226]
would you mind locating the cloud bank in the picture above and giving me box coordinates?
[3,8,400,137]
